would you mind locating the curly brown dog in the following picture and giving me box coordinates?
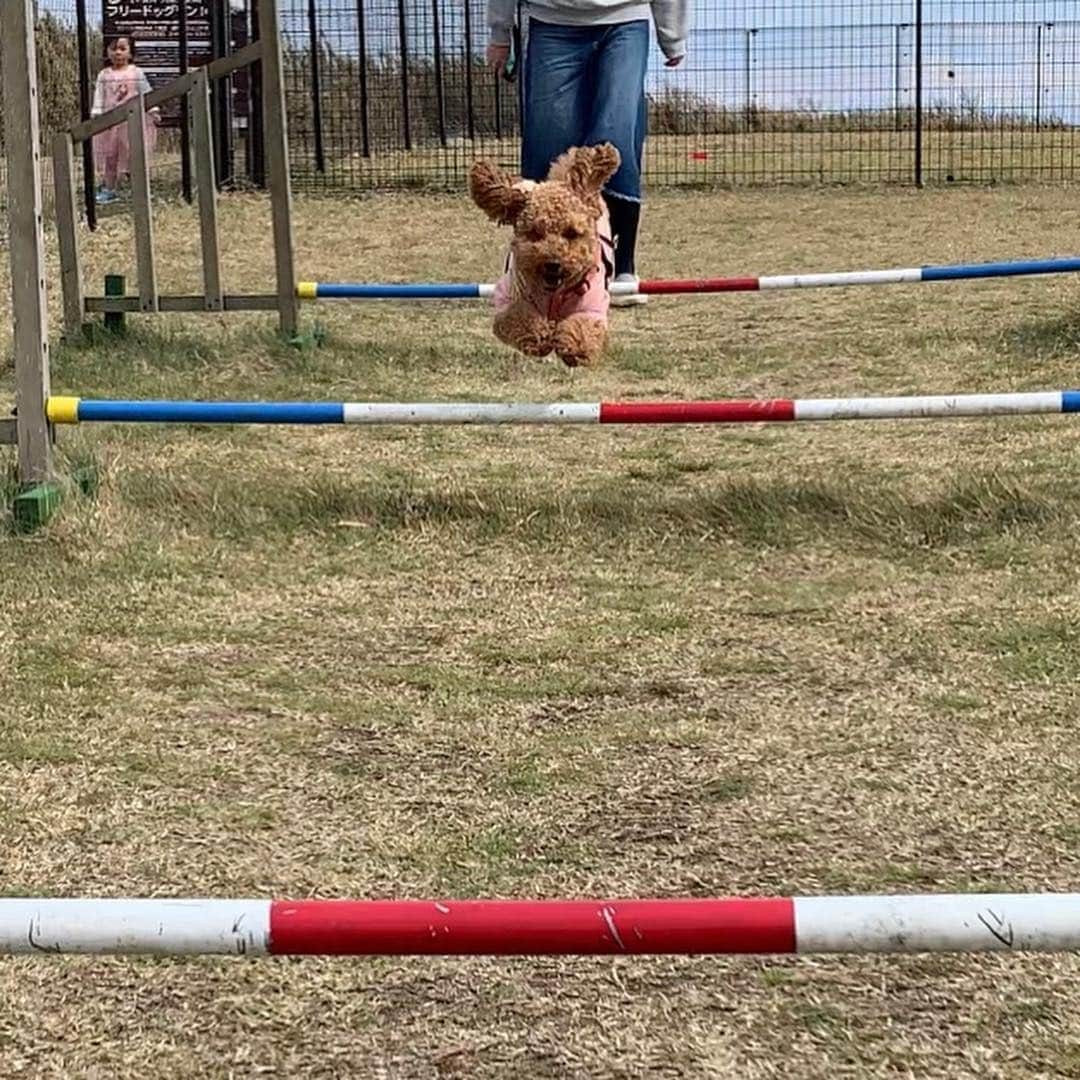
[469,143,621,368]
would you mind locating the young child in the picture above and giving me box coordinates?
[91,37,160,204]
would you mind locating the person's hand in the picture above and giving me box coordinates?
[487,43,510,76]
[665,55,684,67]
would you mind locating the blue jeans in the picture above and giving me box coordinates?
[520,18,649,202]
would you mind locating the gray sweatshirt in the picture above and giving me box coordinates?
[488,0,691,62]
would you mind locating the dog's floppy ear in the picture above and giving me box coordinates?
[547,143,621,199]
[469,159,529,225]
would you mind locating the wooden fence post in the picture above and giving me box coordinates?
[257,0,300,338]
[2,0,61,529]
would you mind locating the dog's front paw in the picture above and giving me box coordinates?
[554,315,607,368]
[495,303,555,358]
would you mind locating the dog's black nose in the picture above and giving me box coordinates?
[543,261,561,277]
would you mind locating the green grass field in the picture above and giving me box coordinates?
[2,183,1080,1077]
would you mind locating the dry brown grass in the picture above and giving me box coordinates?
[2,183,1080,1077]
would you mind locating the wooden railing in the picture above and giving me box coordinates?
[52,0,298,340]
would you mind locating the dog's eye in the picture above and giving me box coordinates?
[563,227,582,240]
[526,227,545,242]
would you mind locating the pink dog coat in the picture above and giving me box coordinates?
[493,205,615,323]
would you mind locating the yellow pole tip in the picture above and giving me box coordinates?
[46,396,80,424]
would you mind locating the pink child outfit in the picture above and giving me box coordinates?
[494,205,615,324]
[91,65,158,188]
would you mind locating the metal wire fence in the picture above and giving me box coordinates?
[2,0,1079,198]
[279,0,1080,190]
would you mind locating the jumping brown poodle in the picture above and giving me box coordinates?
[469,143,621,368]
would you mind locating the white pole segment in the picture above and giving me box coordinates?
[796,894,1080,953]
[760,268,923,289]
[793,392,1063,421]
[342,403,601,424]
[0,899,271,955]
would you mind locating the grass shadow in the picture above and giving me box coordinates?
[114,465,1064,555]
[1001,311,1080,364]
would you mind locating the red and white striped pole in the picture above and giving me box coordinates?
[2,895,1079,956]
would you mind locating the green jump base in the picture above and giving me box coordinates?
[12,482,63,533]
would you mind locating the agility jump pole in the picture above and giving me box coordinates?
[2,894,1079,956]
[297,255,1080,300]
[45,391,1080,427]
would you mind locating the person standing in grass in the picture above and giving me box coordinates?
[91,36,160,205]
[486,0,691,307]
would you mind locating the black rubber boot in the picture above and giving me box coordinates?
[604,193,641,278]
